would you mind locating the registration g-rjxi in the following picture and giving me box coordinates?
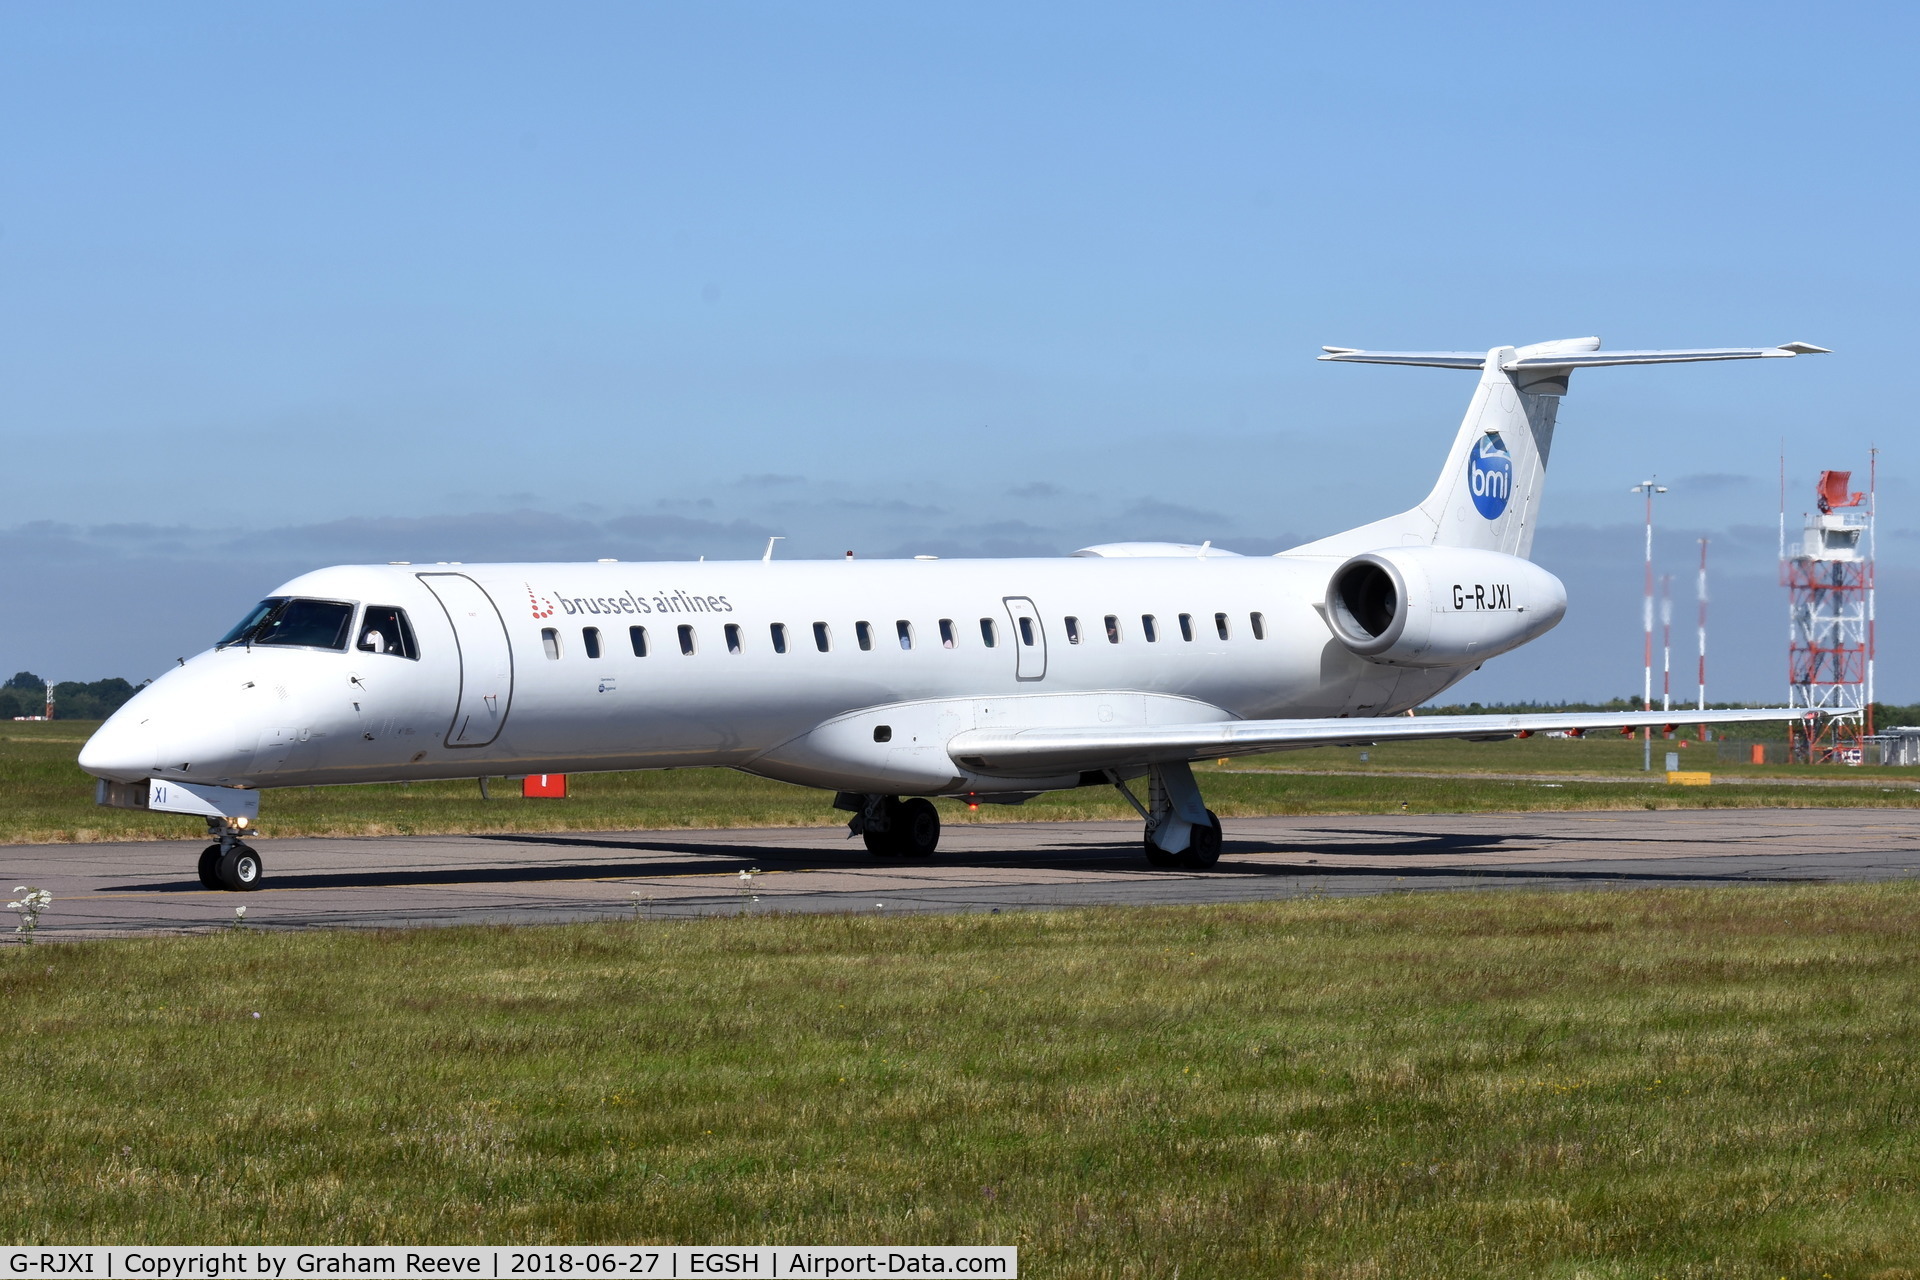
[80,338,1828,890]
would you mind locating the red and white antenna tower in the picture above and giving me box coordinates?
[1783,456,1876,762]
[1695,537,1709,738]
[1659,573,1673,715]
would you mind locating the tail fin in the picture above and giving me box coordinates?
[1286,338,1828,561]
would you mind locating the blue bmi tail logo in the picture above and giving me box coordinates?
[1468,432,1513,519]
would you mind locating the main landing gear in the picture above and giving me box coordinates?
[198,816,264,891]
[839,793,941,858]
[1110,761,1224,870]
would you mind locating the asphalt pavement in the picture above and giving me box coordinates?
[5,808,1917,940]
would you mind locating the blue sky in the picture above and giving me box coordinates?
[2,2,1913,701]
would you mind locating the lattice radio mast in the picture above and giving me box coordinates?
[1783,454,1876,762]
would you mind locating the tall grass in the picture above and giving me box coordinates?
[3,883,1918,1275]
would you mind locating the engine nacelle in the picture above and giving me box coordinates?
[1324,546,1567,668]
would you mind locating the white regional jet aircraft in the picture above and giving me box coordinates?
[80,338,1827,891]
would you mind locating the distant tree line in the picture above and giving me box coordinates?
[1,671,146,721]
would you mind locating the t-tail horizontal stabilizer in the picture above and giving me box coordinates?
[1287,336,1829,562]
[1318,339,1831,372]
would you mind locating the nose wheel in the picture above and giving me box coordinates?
[198,820,265,891]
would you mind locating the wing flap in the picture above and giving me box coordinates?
[948,708,1808,776]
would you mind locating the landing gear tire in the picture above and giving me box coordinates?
[215,843,264,892]
[1144,810,1224,870]
[1143,837,1182,868]
[1181,810,1224,870]
[895,798,940,858]
[198,844,223,889]
[862,797,942,858]
[863,797,904,858]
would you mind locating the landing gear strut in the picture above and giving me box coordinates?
[1110,762,1224,870]
[839,794,941,858]
[198,817,264,891]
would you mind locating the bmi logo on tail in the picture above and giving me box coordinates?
[1469,432,1512,519]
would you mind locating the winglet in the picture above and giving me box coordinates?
[1778,341,1832,355]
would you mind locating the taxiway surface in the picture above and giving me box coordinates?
[6,809,1918,939]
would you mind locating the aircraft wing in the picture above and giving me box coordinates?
[947,707,1808,777]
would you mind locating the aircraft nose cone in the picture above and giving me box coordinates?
[78,715,157,783]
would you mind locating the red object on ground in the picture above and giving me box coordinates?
[1750,744,1766,765]
[523,774,567,798]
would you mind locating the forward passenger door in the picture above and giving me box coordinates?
[418,573,515,747]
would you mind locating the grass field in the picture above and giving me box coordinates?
[7,720,1920,843]
[3,883,1918,1275]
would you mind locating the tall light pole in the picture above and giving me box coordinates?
[1631,478,1668,771]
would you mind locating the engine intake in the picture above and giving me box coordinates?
[1324,547,1566,667]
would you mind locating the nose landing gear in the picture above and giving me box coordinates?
[198,817,264,891]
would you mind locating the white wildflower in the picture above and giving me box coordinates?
[8,886,51,941]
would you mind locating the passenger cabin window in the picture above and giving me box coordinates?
[629,626,649,657]
[856,621,874,651]
[1178,613,1194,642]
[357,606,419,659]
[813,622,832,652]
[725,623,742,654]
[770,622,789,654]
[1250,611,1266,640]
[939,619,956,649]
[896,620,913,650]
[1215,612,1231,640]
[1064,616,1080,644]
[1018,616,1036,646]
[582,627,602,659]
[1141,614,1158,643]
[979,618,998,648]
[218,597,354,652]
[542,628,561,660]
[1104,614,1121,644]
[678,625,696,655]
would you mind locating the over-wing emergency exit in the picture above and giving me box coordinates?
[79,337,1829,889]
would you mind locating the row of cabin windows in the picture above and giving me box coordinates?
[539,611,1268,660]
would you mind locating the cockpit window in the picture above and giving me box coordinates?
[216,597,355,651]
[357,606,419,659]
